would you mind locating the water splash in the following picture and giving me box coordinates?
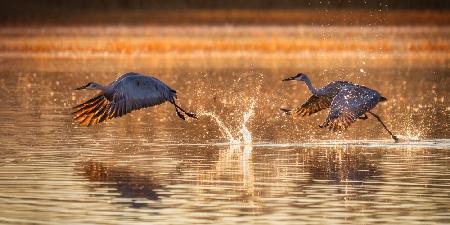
[199,112,240,145]
[199,99,256,145]
[239,100,255,145]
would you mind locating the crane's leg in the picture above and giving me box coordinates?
[171,101,197,119]
[368,111,399,142]
[174,106,186,120]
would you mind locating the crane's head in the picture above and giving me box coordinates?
[75,82,99,90]
[282,73,308,82]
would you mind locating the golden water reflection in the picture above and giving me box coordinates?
[0,25,449,224]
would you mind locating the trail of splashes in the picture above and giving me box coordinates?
[199,99,256,145]
[198,112,240,145]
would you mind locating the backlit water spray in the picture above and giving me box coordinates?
[239,100,254,145]
[199,99,256,145]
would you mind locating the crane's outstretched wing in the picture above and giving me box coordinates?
[73,75,176,126]
[321,86,381,131]
[294,95,332,116]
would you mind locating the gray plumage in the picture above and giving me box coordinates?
[73,72,196,126]
[294,81,354,117]
[322,85,383,131]
[282,73,398,142]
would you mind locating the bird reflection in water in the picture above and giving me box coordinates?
[306,147,381,183]
[78,146,381,211]
[80,160,164,208]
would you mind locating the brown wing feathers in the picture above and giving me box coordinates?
[324,111,358,131]
[73,94,161,126]
[73,94,112,126]
[295,95,331,116]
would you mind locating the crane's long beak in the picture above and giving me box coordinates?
[282,76,295,81]
[75,84,88,90]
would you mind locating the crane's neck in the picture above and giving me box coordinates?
[302,77,319,95]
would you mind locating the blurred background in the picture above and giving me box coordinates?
[1,0,449,25]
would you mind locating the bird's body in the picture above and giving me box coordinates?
[282,73,398,141]
[317,81,356,97]
[323,84,385,131]
[294,80,355,116]
[73,72,196,126]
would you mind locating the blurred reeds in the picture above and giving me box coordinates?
[1,10,449,26]
[0,26,448,55]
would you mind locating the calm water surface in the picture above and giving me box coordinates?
[0,26,449,224]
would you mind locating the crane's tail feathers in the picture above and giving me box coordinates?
[280,108,293,115]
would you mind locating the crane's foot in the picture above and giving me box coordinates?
[392,135,399,143]
[185,112,198,119]
[280,108,292,115]
[176,110,186,120]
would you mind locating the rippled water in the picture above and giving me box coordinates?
[0,26,449,224]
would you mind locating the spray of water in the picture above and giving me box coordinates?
[199,99,256,145]
[199,112,240,145]
[239,100,255,145]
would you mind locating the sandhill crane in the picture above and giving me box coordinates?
[282,73,398,142]
[73,72,196,126]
